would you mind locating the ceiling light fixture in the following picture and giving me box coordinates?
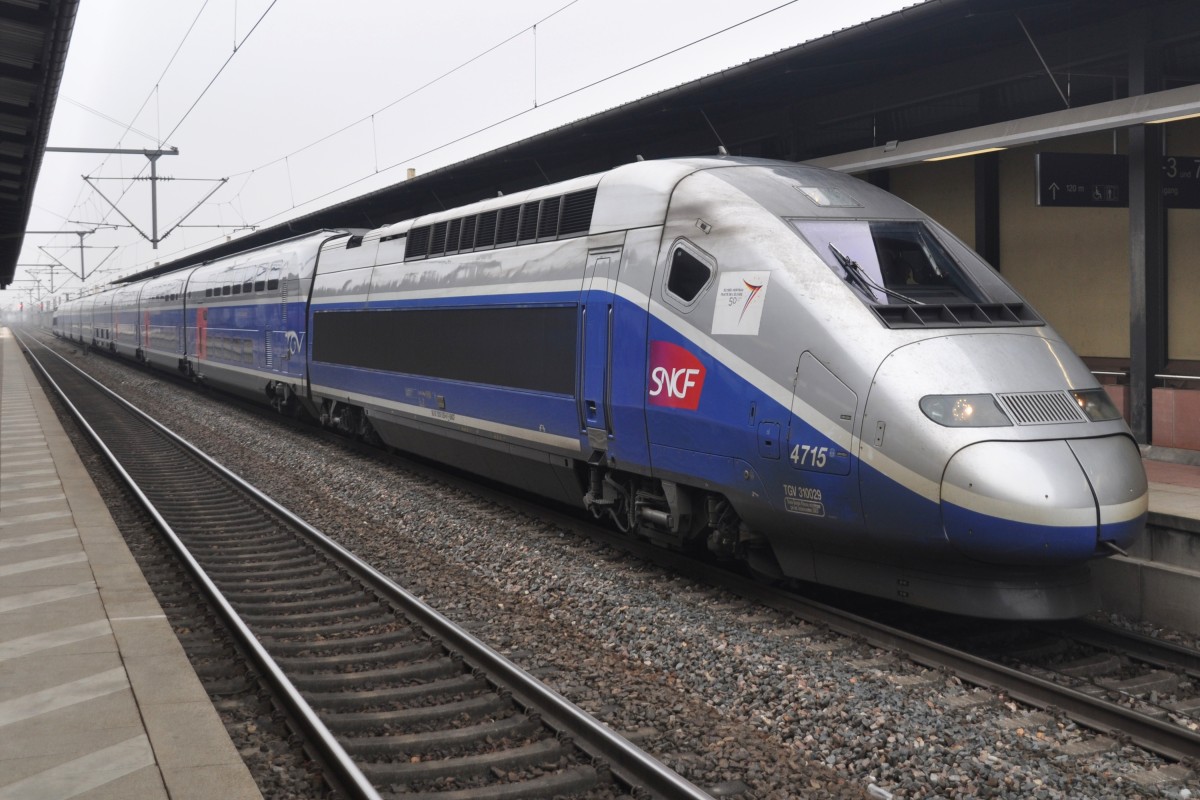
[924,146,1007,162]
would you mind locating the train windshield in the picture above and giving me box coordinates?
[792,219,984,306]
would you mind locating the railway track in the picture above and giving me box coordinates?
[990,618,1200,728]
[574,532,1200,766]
[23,327,1200,789]
[574,526,1200,765]
[17,331,714,800]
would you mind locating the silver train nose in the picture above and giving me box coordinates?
[940,435,1147,564]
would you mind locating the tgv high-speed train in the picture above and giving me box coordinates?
[54,156,1148,619]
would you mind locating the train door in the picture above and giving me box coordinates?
[785,351,863,531]
[578,247,621,455]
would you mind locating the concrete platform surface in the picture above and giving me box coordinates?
[0,328,262,800]
[1144,458,1200,526]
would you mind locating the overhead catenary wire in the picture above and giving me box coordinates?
[60,98,158,143]
[53,0,281,280]
[241,0,802,231]
[62,0,215,227]
[43,0,803,285]
[33,0,219,291]
[223,0,583,183]
[163,0,280,144]
[82,0,272,208]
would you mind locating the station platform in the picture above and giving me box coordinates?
[1143,455,1200,526]
[0,328,261,800]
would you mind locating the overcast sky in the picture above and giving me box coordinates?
[3,0,912,308]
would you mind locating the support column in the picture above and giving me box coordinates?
[1128,37,1167,444]
[974,151,1001,269]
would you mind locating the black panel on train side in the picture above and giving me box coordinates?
[312,306,578,395]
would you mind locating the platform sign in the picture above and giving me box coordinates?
[1163,155,1200,209]
[1036,152,1200,209]
[1036,152,1127,207]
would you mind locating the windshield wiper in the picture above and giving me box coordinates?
[828,242,874,300]
[828,243,924,305]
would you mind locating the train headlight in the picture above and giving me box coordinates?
[919,394,1012,427]
[1071,388,1123,422]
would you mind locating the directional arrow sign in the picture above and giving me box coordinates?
[1036,153,1127,207]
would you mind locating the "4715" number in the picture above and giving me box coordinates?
[790,444,828,468]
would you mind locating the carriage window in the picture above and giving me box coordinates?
[405,226,430,259]
[475,211,497,248]
[254,280,265,292]
[665,244,714,304]
[458,215,477,250]
[429,221,448,256]
[267,279,279,290]
[538,197,562,239]
[518,201,540,242]
[496,206,520,245]
[459,215,477,250]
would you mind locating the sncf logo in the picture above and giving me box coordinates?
[648,340,706,410]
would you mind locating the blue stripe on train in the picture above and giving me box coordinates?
[942,500,1106,563]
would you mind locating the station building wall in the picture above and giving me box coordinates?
[1166,117,1200,363]
[888,157,975,245]
[893,126,1200,364]
[998,135,1132,360]
[1158,118,1200,449]
[891,133,1131,359]
[887,123,1200,449]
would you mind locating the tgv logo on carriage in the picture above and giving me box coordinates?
[647,341,706,410]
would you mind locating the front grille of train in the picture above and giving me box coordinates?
[997,391,1086,425]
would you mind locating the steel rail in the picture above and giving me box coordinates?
[16,332,384,800]
[370,441,1200,767]
[1047,619,1200,677]
[762,595,1200,764]
[596,537,1200,764]
[269,393,1200,770]
[18,331,715,800]
[436,469,1200,766]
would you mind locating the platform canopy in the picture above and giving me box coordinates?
[0,0,78,289]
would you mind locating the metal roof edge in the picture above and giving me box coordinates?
[0,0,81,289]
